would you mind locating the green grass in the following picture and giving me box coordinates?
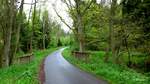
[0,47,58,84]
[63,48,150,84]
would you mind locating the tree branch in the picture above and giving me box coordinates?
[61,0,77,20]
[53,5,72,30]
[82,0,94,15]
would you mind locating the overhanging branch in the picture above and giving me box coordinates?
[53,5,73,30]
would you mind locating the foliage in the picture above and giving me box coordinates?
[49,22,67,47]
[0,47,58,84]
[63,48,150,84]
[68,0,150,71]
[83,4,109,50]
[122,0,150,54]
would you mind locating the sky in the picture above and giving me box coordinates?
[23,0,72,32]
[23,0,118,32]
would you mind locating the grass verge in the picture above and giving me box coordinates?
[0,47,58,84]
[62,48,150,84]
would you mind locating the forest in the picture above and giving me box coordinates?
[0,0,150,84]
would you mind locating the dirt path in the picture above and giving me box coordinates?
[42,48,108,84]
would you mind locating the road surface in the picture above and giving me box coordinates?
[44,48,108,84]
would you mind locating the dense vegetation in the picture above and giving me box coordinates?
[63,48,149,84]
[61,0,150,83]
[0,0,67,67]
[0,0,67,83]
[60,0,150,72]
[0,47,58,84]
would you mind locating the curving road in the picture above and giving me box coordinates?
[44,48,108,84]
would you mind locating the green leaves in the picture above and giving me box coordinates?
[63,49,149,84]
[0,47,58,84]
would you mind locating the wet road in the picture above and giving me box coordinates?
[44,48,108,84]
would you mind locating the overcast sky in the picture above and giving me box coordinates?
[23,0,116,32]
[23,0,73,32]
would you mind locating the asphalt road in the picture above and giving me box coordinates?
[44,48,108,84]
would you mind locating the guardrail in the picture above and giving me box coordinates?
[72,51,90,59]
[17,53,34,64]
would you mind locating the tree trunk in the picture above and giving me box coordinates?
[104,0,117,63]
[0,48,2,68]
[30,0,37,52]
[75,0,85,52]
[3,25,12,67]
[124,37,131,67]
[110,0,117,63]
[78,12,84,52]
[0,30,3,67]
[3,0,15,67]
[104,15,113,62]
[79,40,84,52]
[9,0,24,65]
[42,20,45,49]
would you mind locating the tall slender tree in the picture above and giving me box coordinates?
[9,0,24,65]
[104,0,117,62]
[2,0,16,67]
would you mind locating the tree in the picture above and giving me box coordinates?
[121,0,150,67]
[122,0,150,53]
[30,0,37,52]
[42,10,51,49]
[0,0,63,68]
[54,0,94,52]
[1,0,16,67]
[9,0,24,65]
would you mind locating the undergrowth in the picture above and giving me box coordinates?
[63,48,150,84]
[0,47,58,84]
